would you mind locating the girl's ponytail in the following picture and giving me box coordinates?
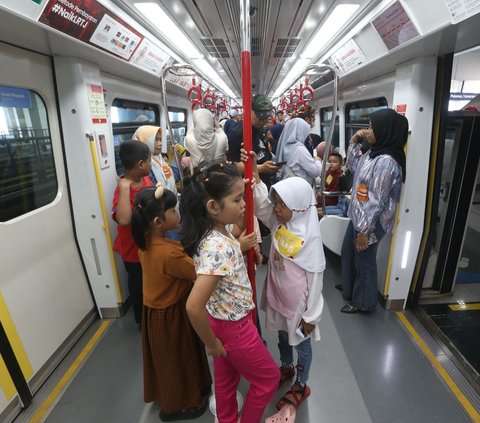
[180,162,241,257]
[131,187,177,250]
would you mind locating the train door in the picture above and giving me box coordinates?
[0,43,94,420]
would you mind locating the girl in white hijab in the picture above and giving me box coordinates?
[132,125,177,194]
[275,118,322,184]
[253,173,325,411]
[184,108,228,169]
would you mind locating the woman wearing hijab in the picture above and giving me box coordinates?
[266,123,284,156]
[132,125,180,241]
[132,125,177,194]
[304,133,322,157]
[340,108,408,313]
[275,118,322,185]
[184,108,228,170]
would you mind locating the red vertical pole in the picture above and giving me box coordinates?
[240,0,256,323]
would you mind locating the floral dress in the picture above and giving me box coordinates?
[193,229,255,321]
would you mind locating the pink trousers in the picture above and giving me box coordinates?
[209,313,280,423]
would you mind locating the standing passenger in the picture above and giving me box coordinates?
[111,141,153,326]
[132,125,177,194]
[251,157,324,411]
[131,186,212,421]
[275,118,322,185]
[184,108,229,170]
[181,162,280,423]
[341,109,408,313]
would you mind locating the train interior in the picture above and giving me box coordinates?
[1,0,480,422]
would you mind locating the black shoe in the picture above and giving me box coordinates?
[341,303,360,313]
[334,284,343,291]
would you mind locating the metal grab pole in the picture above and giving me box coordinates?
[160,63,235,190]
[284,64,338,214]
[240,0,257,323]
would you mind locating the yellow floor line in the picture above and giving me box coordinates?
[29,320,111,423]
[449,303,480,311]
[396,312,480,422]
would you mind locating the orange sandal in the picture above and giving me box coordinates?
[276,384,311,410]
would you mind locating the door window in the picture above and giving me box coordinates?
[0,88,57,221]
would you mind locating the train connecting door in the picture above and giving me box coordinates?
[0,43,95,419]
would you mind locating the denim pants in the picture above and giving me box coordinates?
[341,221,385,311]
[208,314,279,423]
[278,330,312,385]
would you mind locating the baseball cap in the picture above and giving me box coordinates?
[229,109,239,118]
[252,94,273,120]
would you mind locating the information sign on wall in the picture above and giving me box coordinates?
[444,0,480,24]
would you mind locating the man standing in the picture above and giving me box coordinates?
[227,94,278,178]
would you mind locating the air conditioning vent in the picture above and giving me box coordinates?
[274,38,300,58]
[200,38,230,58]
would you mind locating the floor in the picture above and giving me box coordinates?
[420,303,480,377]
[41,250,472,423]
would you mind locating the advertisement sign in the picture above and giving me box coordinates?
[330,39,367,74]
[38,0,143,61]
[371,1,419,50]
[130,38,171,76]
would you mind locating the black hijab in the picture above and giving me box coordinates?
[369,108,408,182]
[304,133,322,156]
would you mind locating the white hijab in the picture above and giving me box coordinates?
[270,177,325,273]
[184,108,228,167]
[275,118,310,163]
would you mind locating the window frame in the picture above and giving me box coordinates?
[0,89,58,221]
[111,98,160,176]
[166,106,188,147]
[344,97,388,140]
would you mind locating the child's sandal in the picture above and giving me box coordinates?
[265,404,296,422]
[276,384,311,410]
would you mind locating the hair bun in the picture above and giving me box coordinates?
[154,184,164,199]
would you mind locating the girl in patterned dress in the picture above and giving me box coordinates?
[180,162,280,423]
[131,186,212,421]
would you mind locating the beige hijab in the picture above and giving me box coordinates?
[132,125,176,193]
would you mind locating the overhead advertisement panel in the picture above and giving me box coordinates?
[37,0,172,76]
[329,39,367,74]
[371,1,420,51]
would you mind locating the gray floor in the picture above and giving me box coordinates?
[43,250,471,423]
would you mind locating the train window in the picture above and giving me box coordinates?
[0,89,58,221]
[111,98,160,176]
[320,107,339,148]
[166,107,187,147]
[345,98,388,141]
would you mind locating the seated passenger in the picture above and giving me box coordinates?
[318,152,349,217]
